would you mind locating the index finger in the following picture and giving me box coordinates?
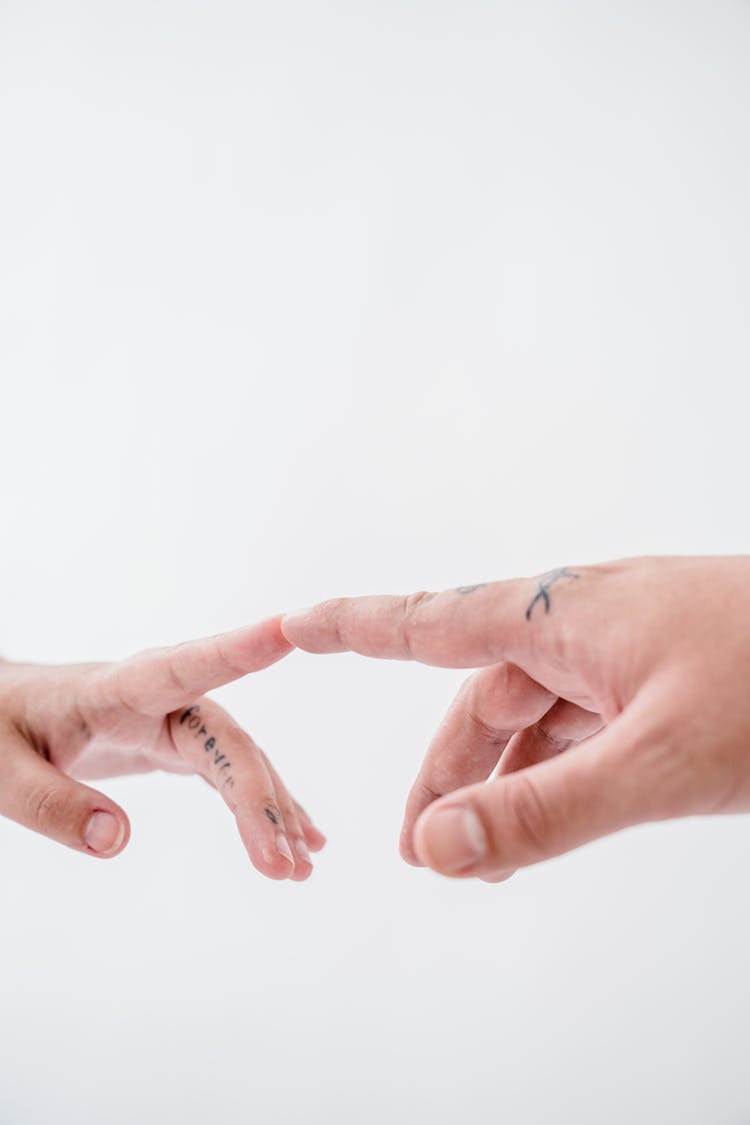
[96,615,293,716]
[281,580,548,668]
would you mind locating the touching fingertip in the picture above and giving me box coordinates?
[280,610,313,641]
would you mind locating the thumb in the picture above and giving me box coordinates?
[413,710,668,879]
[0,727,130,858]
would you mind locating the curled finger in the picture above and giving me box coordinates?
[169,700,296,880]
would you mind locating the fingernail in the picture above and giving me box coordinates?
[480,870,514,884]
[84,810,125,855]
[294,837,312,866]
[276,833,295,864]
[421,806,486,874]
[281,609,312,628]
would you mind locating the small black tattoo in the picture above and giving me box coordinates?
[455,583,488,595]
[180,706,203,732]
[178,705,237,790]
[525,567,579,620]
[264,807,279,825]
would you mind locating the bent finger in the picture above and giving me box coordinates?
[496,700,604,777]
[261,754,318,882]
[293,804,327,853]
[400,663,555,865]
[169,700,296,880]
[412,706,663,879]
[262,753,327,852]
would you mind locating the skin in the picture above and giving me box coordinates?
[0,616,325,880]
[281,556,750,882]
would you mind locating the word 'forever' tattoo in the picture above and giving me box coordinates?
[525,567,579,620]
[179,705,235,791]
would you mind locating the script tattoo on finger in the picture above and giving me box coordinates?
[455,583,488,595]
[264,807,279,825]
[179,705,235,789]
[525,567,579,620]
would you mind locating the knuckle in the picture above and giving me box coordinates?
[534,723,570,754]
[213,635,247,677]
[320,598,351,651]
[491,662,527,697]
[162,656,192,696]
[466,707,509,748]
[466,663,553,735]
[321,596,349,622]
[26,784,80,836]
[416,780,441,802]
[399,591,435,658]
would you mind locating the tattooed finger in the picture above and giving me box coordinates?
[169,699,296,880]
[262,752,326,871]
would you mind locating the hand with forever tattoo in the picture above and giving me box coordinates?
[281,557,750,882]
[0,617,325,879]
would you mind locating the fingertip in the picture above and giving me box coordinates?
[296,808,326,852]
[280,602,348,654]
[288,837,314,882]
[400,785,439,866]
[279,610,311,647]
[303,825,327,852]
[83,807,130,859]
[414,802,488,877]
[258,614,296,659]
[229,615,294,670]
[479,869,515,884]
[398,829,425,867]
[280,608,329,651]
[236,815,295,880]
[258,846,296,881]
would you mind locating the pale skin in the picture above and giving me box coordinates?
[281,556,750,882]
[0,616,325,880]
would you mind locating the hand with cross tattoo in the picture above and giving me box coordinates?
[281,556,750,882]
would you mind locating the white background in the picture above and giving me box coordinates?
[1,1,750,1121]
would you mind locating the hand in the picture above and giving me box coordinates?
[281,557,750,881]
[0,617,325,879]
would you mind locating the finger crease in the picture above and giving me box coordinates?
[467,710,514,747]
